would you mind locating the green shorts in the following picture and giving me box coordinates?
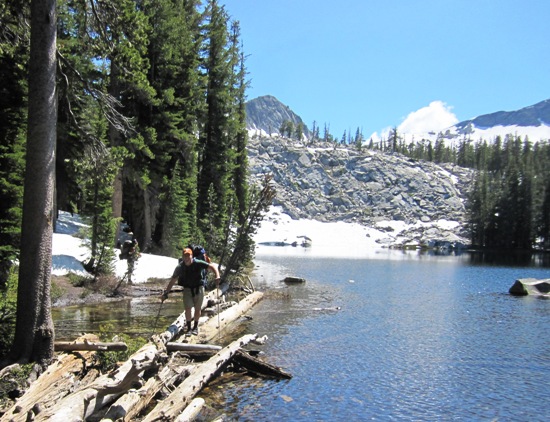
[183,286,205,310]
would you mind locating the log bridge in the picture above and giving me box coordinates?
[0,288,290,421]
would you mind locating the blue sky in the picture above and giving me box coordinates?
[223,0,550,139]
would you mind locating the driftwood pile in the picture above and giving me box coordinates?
[1,288,290,421]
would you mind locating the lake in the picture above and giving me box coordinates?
[211,250,550,421]
[53,250,550,421]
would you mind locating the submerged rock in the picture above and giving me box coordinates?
[283,277,306,283]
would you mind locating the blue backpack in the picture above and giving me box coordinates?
[187,244,211,263]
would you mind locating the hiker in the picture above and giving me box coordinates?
[161,247,220,335]
[119,235,140,283]
[126,237,140,283]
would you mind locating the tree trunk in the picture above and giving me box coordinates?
[142,183,152,252]
[7,0,57,367]
[109,61,123,226]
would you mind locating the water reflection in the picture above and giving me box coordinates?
[53,297,184,340]
[467,250,550,267]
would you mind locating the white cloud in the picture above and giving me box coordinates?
[397,101,458,134]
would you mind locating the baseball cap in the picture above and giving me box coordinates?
[183,248,193,256]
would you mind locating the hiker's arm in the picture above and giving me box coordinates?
[208,263,221,285]
[161,276,177,301]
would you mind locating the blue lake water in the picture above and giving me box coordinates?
[213,251,550,421]
[52,250,550,421]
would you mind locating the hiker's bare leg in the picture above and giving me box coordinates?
[194,308,201,325]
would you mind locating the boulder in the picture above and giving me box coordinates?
[509,278,550,296]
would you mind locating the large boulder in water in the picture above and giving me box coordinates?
[509,278,550,296]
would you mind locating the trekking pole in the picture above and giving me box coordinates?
[150,299,164,339]
[216,284,221,341]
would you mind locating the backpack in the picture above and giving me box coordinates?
[119,240,135,260]
[187,244,211,263]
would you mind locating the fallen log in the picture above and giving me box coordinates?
[234,349,292,379]
[187,291,264,344]
[6,289,264,421]
[34,343,159,421]
[0,334,100,422]
[54,341,127,352]
[175,397,205,422]
[166,343,222,352]
[100,354,194,422]
[141,334,258,421]
[98,291,259,420]
[171,350,219,361]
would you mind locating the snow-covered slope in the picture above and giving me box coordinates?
[384,99,550,147]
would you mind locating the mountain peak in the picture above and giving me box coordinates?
[246,95,310,137]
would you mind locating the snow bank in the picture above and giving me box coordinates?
[52,207,463,283]
[52,211,177,283]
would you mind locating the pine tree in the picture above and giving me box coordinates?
[0,0,28,287]
[388,127,398,153]
[86,0,155,247]
[197,0,236,254]
[136,0,203,254]
[229,25,249,226]
[354,127,363,151]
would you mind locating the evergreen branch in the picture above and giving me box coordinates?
[57,50,135,140]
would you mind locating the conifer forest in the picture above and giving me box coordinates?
[0,0,272,287]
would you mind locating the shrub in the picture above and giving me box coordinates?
[0,266,18,359]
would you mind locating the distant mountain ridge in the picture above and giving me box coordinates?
[456,99,550,130]
[439,99,550,145]
[245,95,550,142]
